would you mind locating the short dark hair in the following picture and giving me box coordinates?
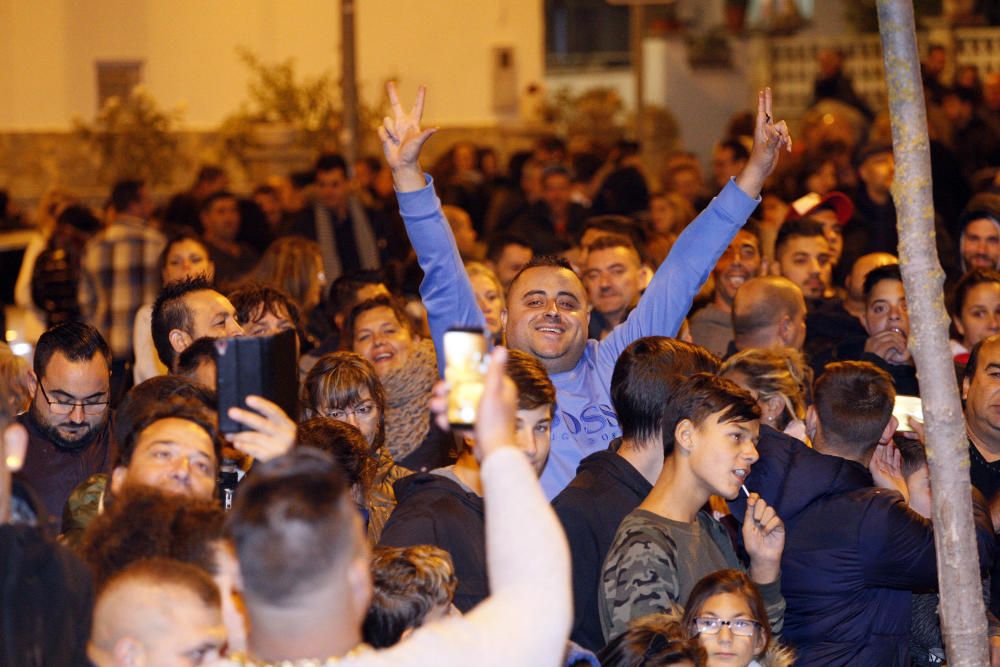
[896,438,928,478]
[682,569,771,661]
[579,215,645,251]
[116,397,220,470]
[228,283,303,333]
[951,268,1000,317]
[814,361,895,459]
[80,486,225,588]
[315,153,348,175]
[775,218,827,258]
[718,138,750,162]
[100,557,220,607]
[330,271,390,317]
[485,231,532,265]
[584,232,640,258]
[597,614,706,667]
[199,190,237,213]
[151,275,215,369]
[505,349,556,413]
[863,263,903,301]
[227,448,356,606]
[303,352,386,451]
[611,337,721,446]
[343,294,414,349]
[965,335,1000,385]
[33,321,111,379]
[110,179,144,214]
[114,376,215,448]
[176,337,218,378]
[296,417,376,494]
[253,184,279,198]
[363,545,458,648]
[506,255,579,297]
[662,374,760,459]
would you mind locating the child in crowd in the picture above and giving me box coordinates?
[682,569,794,667]
[362,544,458,648]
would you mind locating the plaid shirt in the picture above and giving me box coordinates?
[79,215,165,359]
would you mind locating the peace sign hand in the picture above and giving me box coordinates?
[734,87,793,199]
[379,81,438,192]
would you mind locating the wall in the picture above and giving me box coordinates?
[0,0,544,130]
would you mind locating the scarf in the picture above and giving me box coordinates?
[381,338,438,461]
[313,195,380,283]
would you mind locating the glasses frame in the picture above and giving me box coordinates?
[691,617,761,637]
[322,401,378,421]
[37,382,110,416]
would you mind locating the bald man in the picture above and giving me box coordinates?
[731,276,807,353]
[88,558,226,667]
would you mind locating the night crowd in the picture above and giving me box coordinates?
[4,46,1000,667]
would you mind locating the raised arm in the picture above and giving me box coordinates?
[345,348,572,667]
[380,83,486,374]
[597,89,792,375]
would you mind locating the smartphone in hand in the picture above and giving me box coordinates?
[444,328,489,428]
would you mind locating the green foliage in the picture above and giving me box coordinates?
[538,86,626,138]
[75,86,183,185]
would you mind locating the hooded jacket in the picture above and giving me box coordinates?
[730,427,995,666]
[379,471,487,613]
[552,446,653,652]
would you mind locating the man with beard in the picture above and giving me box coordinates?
[18,322,116,524]
[689,223,763,357]
[958,193,1000,274]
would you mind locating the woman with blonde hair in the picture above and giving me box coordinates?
[720,347,811,442]
[251,236,328,342]
[464,262,504,344]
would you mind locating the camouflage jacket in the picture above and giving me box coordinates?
[599,508,785,642]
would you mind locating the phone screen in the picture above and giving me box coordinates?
[215,329,299,434]
[444,329,488,428]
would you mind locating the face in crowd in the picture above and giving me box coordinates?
[713,230,762,307]
[503,264,590,375]
[31,350,111,450]
[775,233,832,300]
[352,306,416,377]
[583,243,648,323]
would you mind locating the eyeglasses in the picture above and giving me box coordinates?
[691,617,760,637]
[323,402,377,421]
[37,383,110,416]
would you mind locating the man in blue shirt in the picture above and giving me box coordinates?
[380,83,792,497]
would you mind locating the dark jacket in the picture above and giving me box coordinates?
[16,412,116,531]
[804,297,866,361]
[730,427,995,667]
[551,446,653,651]
[811,335,919,396]
[0,524,94,667]
[379,471,487,613]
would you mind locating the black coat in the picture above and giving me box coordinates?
[379,472,487,613]
[730,427,995,666]
[551,447,653,652]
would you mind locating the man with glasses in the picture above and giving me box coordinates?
[18,322,116,524]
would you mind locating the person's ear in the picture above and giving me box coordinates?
[963,374,972,401]
[777,315,793,345]
[113,637,144,667]
[953,316,966,339]
[3,424,28,472]
[168,328,192,355]
[26,370,38,399]
[400,626,416,642]
[675,418,695,454]
[806,405,819,441]
[763,395,785,423]
[880,415,899,445]
[347,554,373,619]
[500,308,508,332]
[110,466,128,497]
[638,265,654,290]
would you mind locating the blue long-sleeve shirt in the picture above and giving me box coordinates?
[397,176,759,498]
